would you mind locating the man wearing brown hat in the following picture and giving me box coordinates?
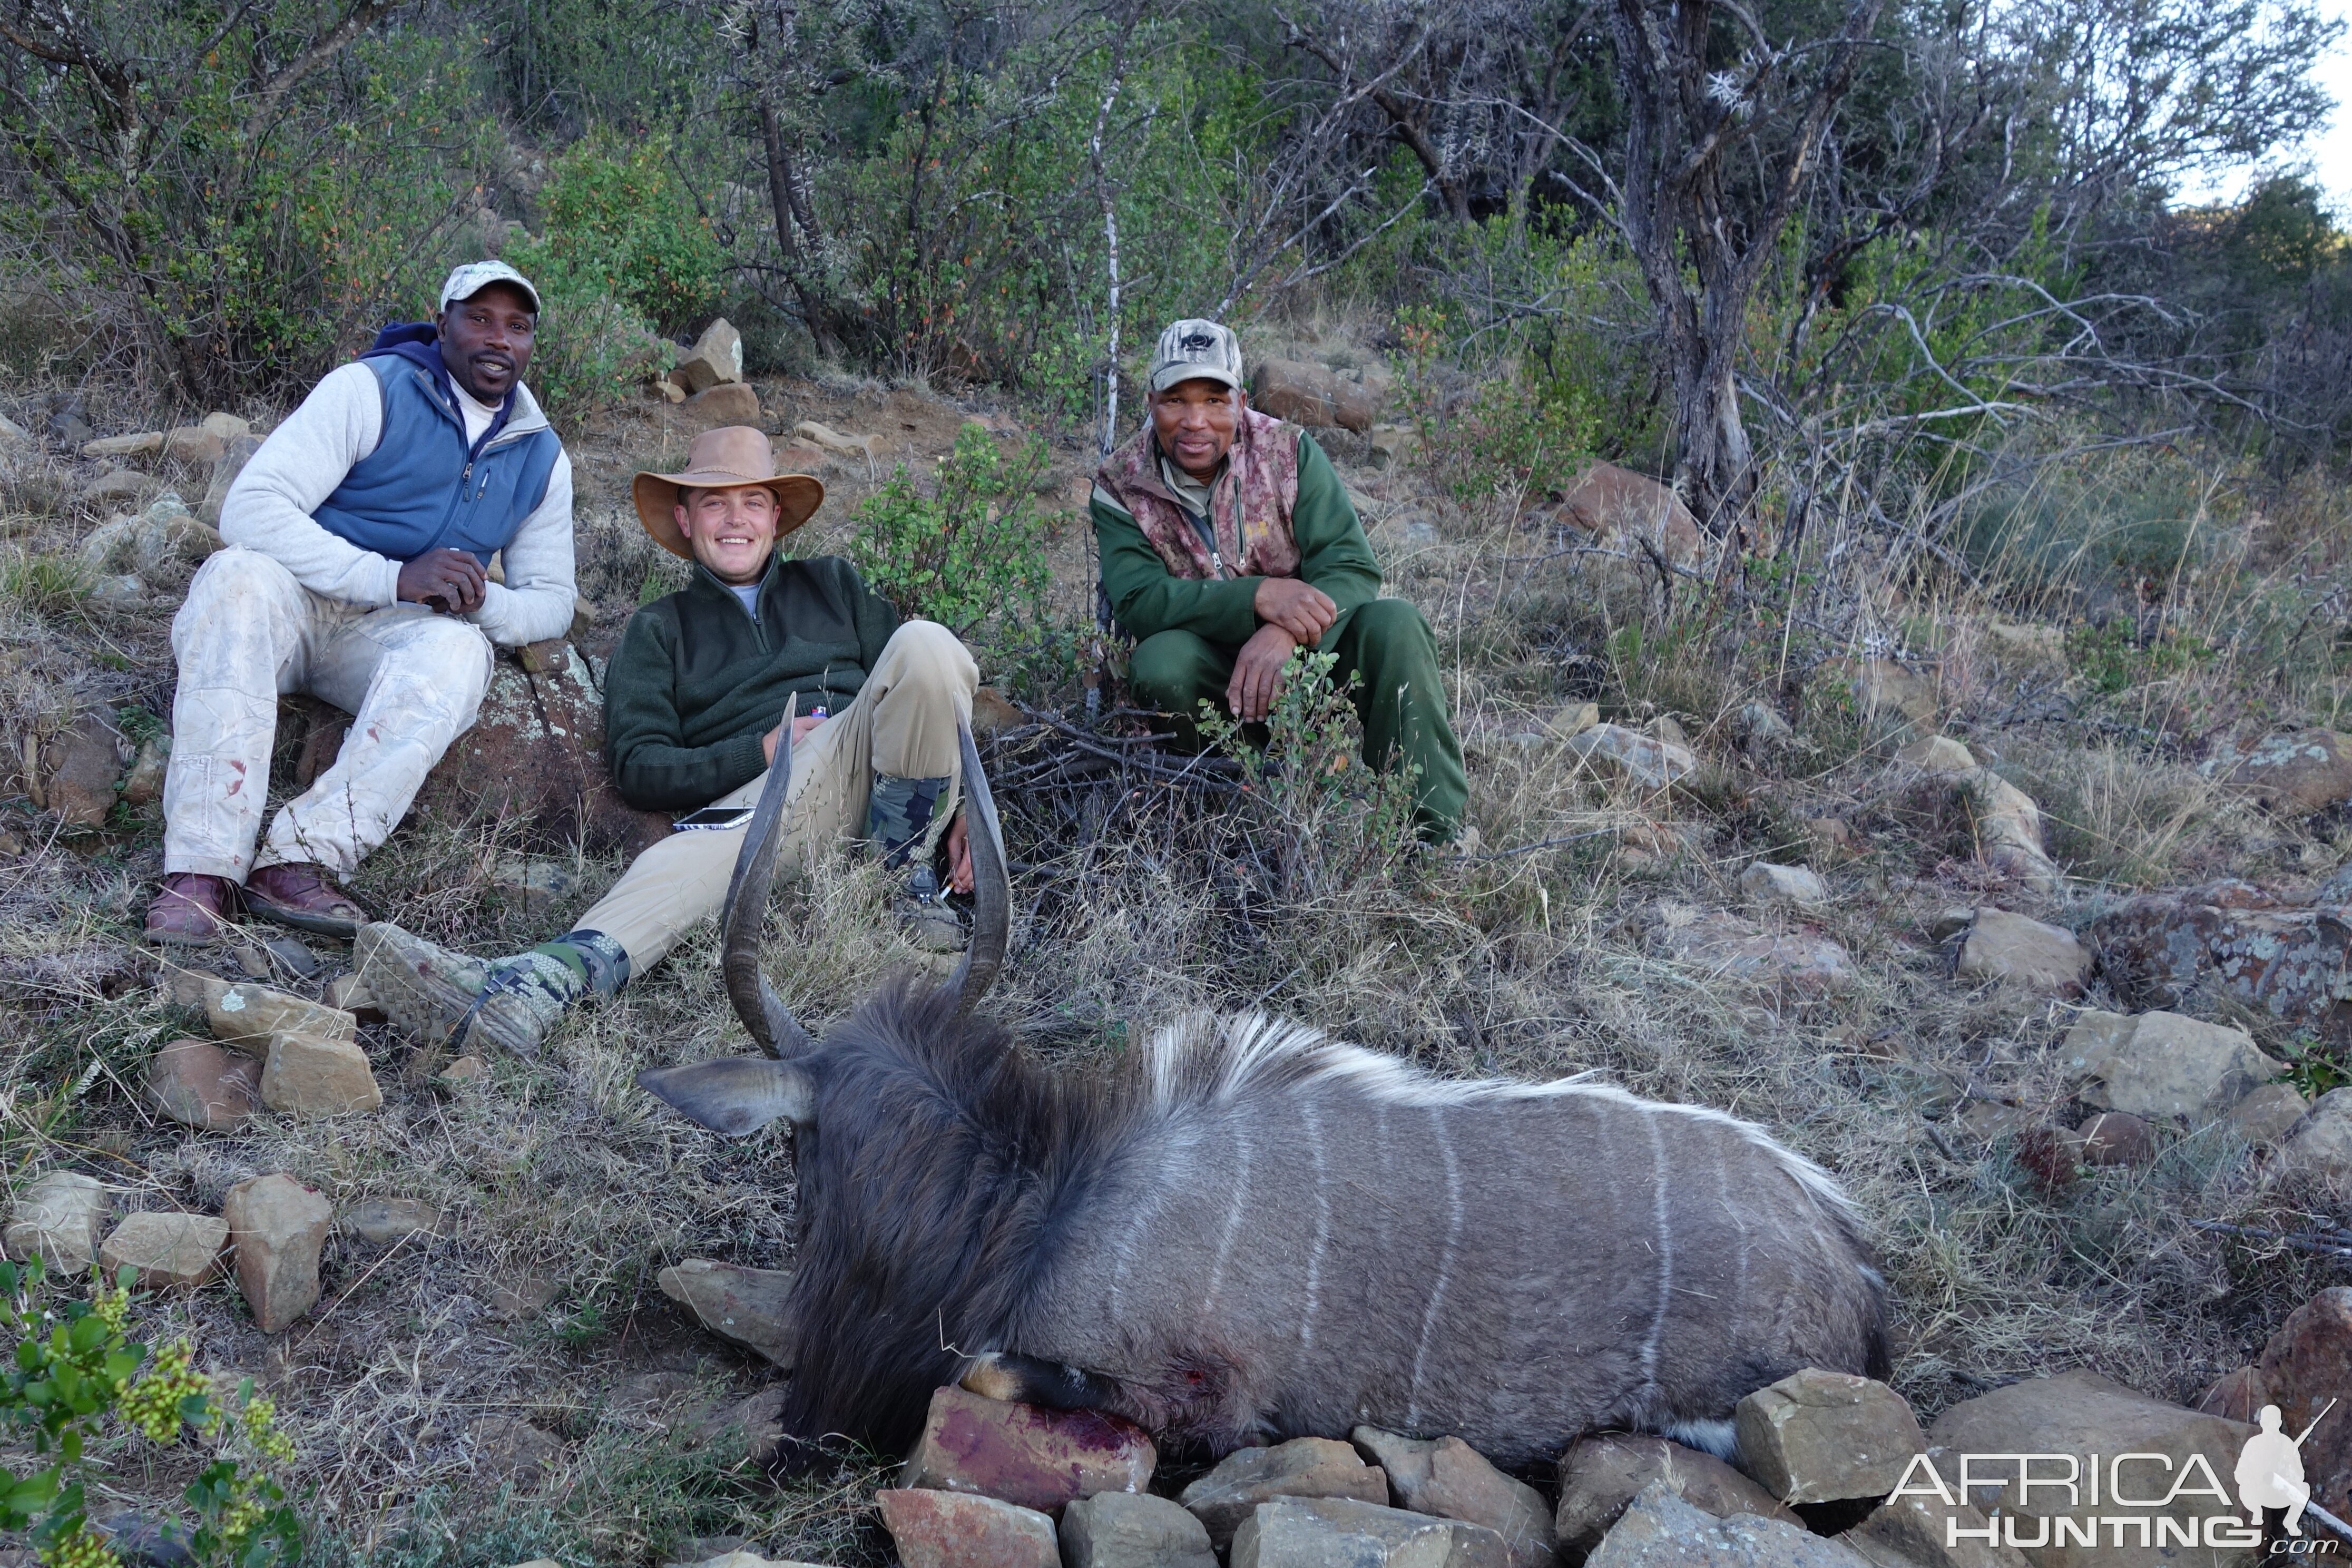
[356,425,979,1056]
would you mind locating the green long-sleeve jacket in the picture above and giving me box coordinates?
[603,552,897,811]
[1091,431,1383,648]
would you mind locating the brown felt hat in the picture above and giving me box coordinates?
[631,426,825,560]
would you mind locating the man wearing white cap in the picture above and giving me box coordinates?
[145,260,577,943]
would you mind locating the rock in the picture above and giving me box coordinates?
[487,1269,562,1320]
[875,1488,1057,1568]
[792,420,876,458]
[93,1512,196,1568]
[465,1415,568,1491]
[1353,1428,1552,1568]
[2279,1087,2352,1179]
[654,378,687,404]
[34,712,132,828]
[340,1198,440,1246]
[80,467,153,503]
[165,425,225,466]
[1567,723,1697,791]
[1556,464,1705,572]
[87,573,147,612]
[2253,1288,2352,1524]
[688,1386,790,1468]
[199,411,250,442]
[1736,703,1795,751]
[1854,661,1937,736]
[441,1055,488,1082]
[1952,771,2062,891]
[0,410,29,449]
[2013,1127,2084,1190]
[657,1259,798,1367]
[673,383,761,430]
[1740,863,1829,908]
[259,1030,382,1117]
[82,431,163,459]
[1734,1369,1926,1504]
[1982,620,2066,675]
[1553,702,1602,739]
[1369,424,1419,467]
[1232,1497,1508,1568]
[971,685,1024,737]
[1895,736,1976,775]
[2203,729,2352,814]
[415,641,670,858]
[2195,1366,2267,1423]
[1555,1435,1798,1565]
[203,981,355,1051]
[491,856,581,913]
[222,1173,330,1332]
[2092,880,2352,1038]
[1955,909,2088,995]
[1841,1493,2028,1568]
[1645,903,1856,998]
[2076,1111,2155,1167]
[1179,1436,1390,1548]
[200,434,262,527]
[1063,1492,1218,1568]
[2222,1081,2309,1144]
[144,1038,260,1131]
[98,1212,229,1291]
[1583,1486,1868,1568]
[2059,1010,2282,1121]
[5,1171,110,1270]
[259,935,318,980]
[1250,361,1378,432]
[86,493,222,576]
[668,318,744,394]
[1805,818,1859,864]
[120,736,169,806]
[1926,1369,2256,1567]
[901,1384,1153,1513]
[324,973,386,1024]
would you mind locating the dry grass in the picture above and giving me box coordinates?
[0,370,2348,1567]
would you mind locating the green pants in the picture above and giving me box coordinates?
[1129,598,1469,840]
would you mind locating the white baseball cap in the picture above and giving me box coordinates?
[438,259,542,316]
[1149,319,1244,394]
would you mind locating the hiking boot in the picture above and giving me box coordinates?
[144,873,236,946]
[244,861,370,940]
[896,864,966,954]
[355,922,554,1057]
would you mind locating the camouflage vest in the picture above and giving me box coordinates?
[1096,407,1303,581]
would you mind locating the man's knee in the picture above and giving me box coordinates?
[383,618,495,715]
[880,619,979,694]
[1130,631,1213,711]
[1349,597,1435,655]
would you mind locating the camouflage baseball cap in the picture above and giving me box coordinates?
[438,259,541,315]
[1149,318,1243,394]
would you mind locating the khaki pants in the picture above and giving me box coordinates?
[164,547,495,880]
[571,619,977,972]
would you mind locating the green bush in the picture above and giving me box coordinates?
[849,423,1051,640]
[514,132,722,334]
[505,262,672,423]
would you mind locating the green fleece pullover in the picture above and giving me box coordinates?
[603,553,897,811]
[1092,431,1383,645]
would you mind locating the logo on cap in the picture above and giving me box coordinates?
[1181,332,1219,353]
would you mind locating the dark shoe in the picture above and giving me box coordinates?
[243,861,369,940]
[144,873,236,946]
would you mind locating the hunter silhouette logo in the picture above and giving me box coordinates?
[2237,1402,2343,1541]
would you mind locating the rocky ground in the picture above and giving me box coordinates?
[2,330,2351,1567]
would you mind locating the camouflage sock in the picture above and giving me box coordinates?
[484,931,631,1028]
[534,929,632,998]
[866,774,948,869]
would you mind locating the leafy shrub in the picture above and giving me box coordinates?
[505,268,671,423]
[0,1258,300,1568]
[849,423,1051,639]
[513,132,722,333]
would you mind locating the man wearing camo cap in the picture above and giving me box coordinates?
[144,259,577,943]
[1091,318,1467,840]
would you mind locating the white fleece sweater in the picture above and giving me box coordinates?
[219,361,577,647]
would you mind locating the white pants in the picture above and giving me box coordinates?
[163,547,494,881]
[569,620,977,971]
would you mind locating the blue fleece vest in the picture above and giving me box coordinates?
[310,356,561,565]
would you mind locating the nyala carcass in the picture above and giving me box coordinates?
[640,721,1889,1465]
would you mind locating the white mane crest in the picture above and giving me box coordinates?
[1139,1010,1861,1223]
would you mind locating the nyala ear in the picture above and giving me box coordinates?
[638,1057,813,1136]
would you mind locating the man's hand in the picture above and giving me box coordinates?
[760,711,829,765]
[396,549,488,614]
[1254,577,1337,646]
[1227,623,1299,722]
[945,809,974,894]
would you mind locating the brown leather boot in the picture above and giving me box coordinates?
[144,873,236,946]
[243,861,369,940]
